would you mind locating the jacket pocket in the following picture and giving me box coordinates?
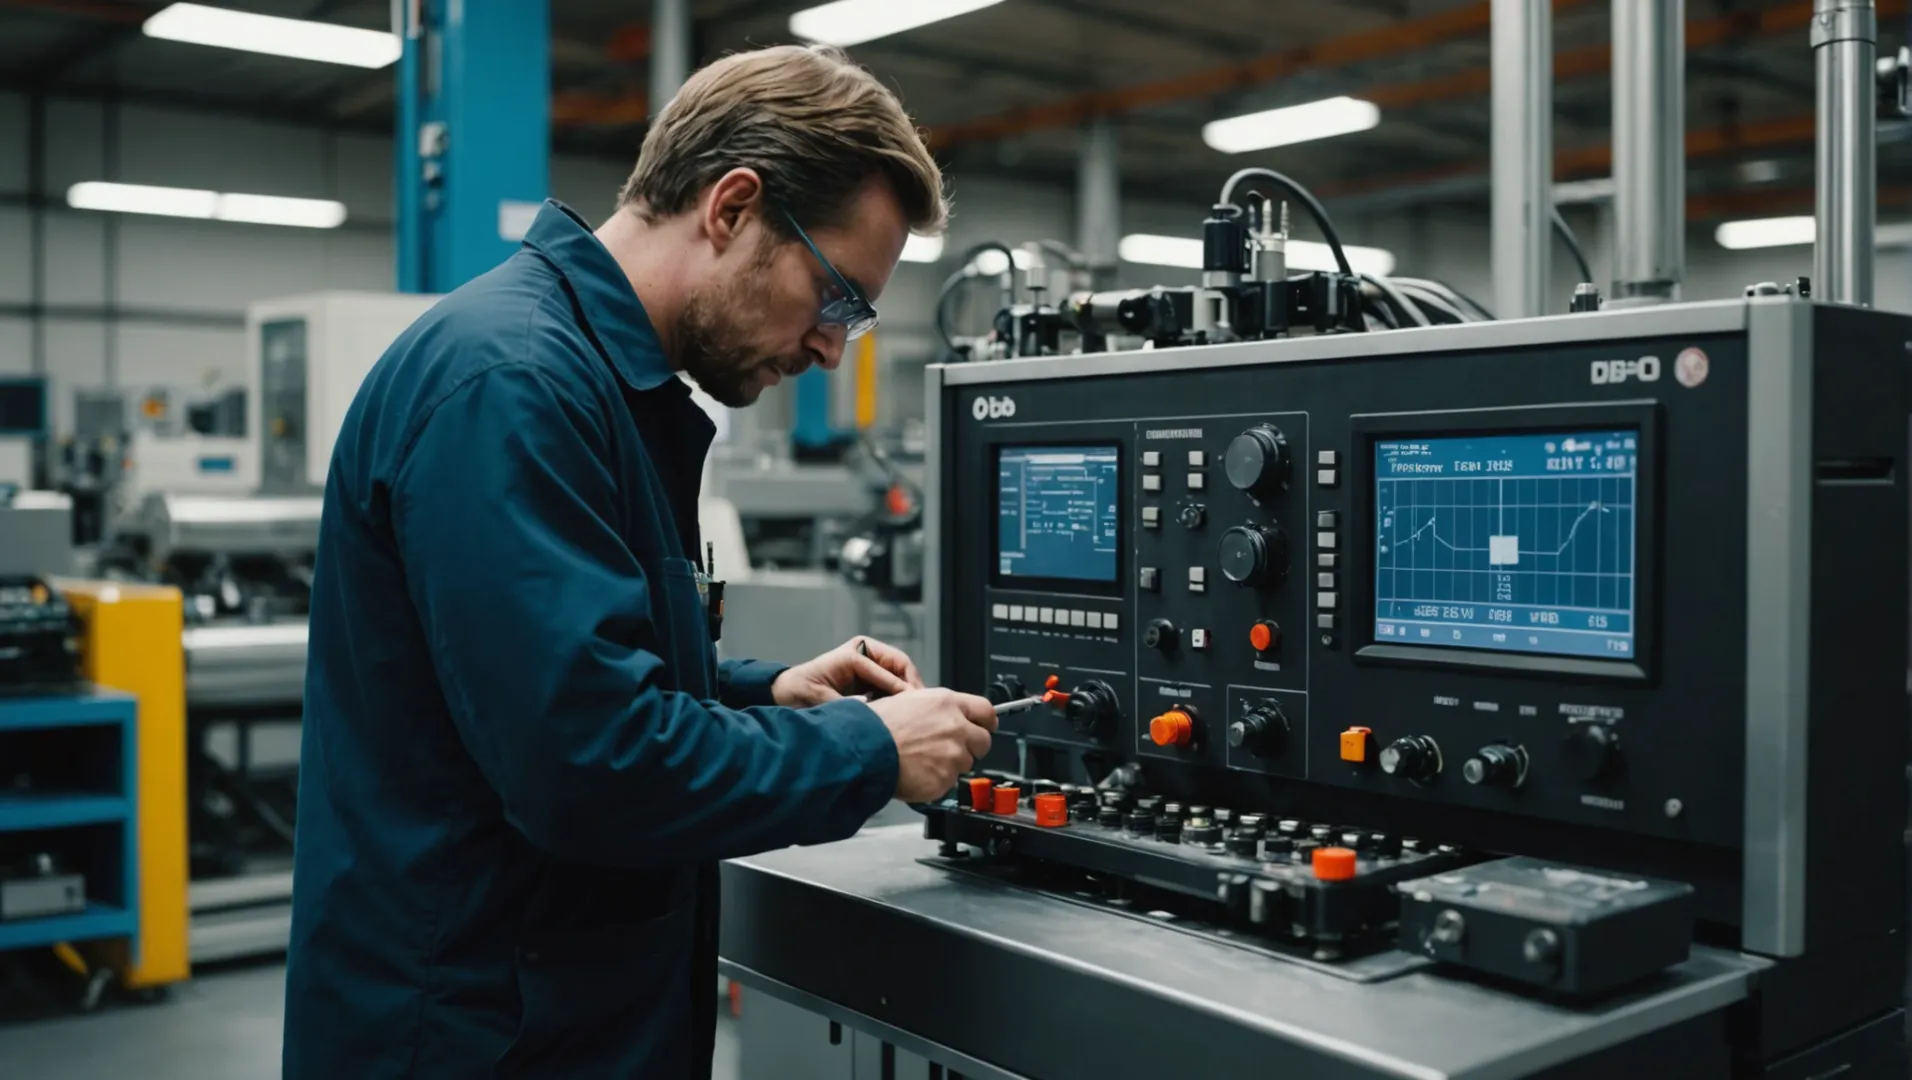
[495,902,696,1078]
[655,557,716,700]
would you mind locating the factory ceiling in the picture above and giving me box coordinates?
[1,0,1906,221]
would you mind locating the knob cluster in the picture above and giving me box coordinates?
[984,675,1025,705]
[1228,704,1288,758]
[1379,735,1442,782]
[1219,524,1288,587]
[1224,424,1291,500]
[1463,744,1527,788]
[1065,681,1119,736]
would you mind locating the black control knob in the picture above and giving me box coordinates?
[1224,424,1291,500]
[1226,826,1264,858]
[984,675,1026,705]
[1179,503,1207,529]
[1142,618,1179,653]
[1065,681,1118,736]
[1096,804,1124,828]
[1125,808,1157,835]
[1262,835,1295,859]
[1184,820,1223,847]
[1379,736,1443,781]
[1228,704,1290,758]
[1563,724,1620,781]
[1156,813,1184,844]
[1463,744,1527,788]
[1219,524,1288,587]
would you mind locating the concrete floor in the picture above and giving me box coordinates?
[0,959,744,1079]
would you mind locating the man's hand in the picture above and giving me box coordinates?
[867,689,997,802]
[771,637,925,708]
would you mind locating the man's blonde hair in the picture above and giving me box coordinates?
[618,44,948,237]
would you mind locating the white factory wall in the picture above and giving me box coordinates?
[3,88,1909,447]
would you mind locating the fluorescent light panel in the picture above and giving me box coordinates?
[1713,216,1816,249]
[901,234,946,263]
[1715,215,1912,250]
[1202,96,1380,155]
[790,0,1006,47]
[67,182,347,229]
[144,3,401,68]
[1118,233,1396,278]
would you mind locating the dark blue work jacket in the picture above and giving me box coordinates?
[284,201,898,1079]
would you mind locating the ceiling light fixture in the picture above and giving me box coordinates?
[789,0,1007,48]
[144,3,401,69]
[1713,215,1817,249]
[1202,96,1381,155]
[900,234,947,264]
[1119,233,1396,277]
[1714,216,1912,250]
[67,182,348,229]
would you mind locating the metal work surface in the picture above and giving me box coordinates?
[722,827,1767,1080]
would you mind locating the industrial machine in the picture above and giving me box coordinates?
[722,293,1910,1080]
[720,7,1907,1072]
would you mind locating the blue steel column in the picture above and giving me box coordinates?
[396,0,551,294]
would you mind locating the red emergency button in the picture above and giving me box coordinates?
[967,777,994,810]
[1313,846,1358,881]
[1034,792,1068,827]
[993,785,1022,815]
[1149,708,1195,748]
[1340,726,1372,763]
[1249,620,1280,653]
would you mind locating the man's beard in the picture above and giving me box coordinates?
[674,244,800,408]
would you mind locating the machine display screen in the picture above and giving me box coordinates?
[996,444,1120,583]
[1372,429,1638,660]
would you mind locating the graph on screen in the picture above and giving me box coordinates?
[1373,430,1637,660]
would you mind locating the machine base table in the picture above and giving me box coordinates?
[721,826,1770,1080]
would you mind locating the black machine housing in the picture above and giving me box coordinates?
[925,297,1909,1067]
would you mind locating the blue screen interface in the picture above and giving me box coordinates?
[997,445,1120,583]
[1373,429,1638,660]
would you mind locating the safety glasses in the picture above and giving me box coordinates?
[778,205,880,341]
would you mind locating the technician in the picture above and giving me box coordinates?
[284,45,994,1078]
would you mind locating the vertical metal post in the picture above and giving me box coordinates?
[651,0,692,110]
[1813,0,1877,306]
[1076,117,1120,287]
[1491,0,1551,319]
[396,0,551,294]
[1611,0,1684,304]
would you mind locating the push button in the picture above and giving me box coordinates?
[992,784,1022,815]
[1142,450,1162,467]
[967,777,994,810]
[1312,846,1358,881]
[1140,567,1160,591]
[1033,792,1069,827]
[1249,620,1280,653]
[1149,708,1195,748]
[1142,506,1161,528]
[1340,726,1373,763]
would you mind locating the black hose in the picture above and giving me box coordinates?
[1550,206,1595,286]
[1393,283,1470,324]
[934,242,1021,357]
[1218,168,1354,277]
[1392,276,1496,321]
[1360,274,1431,328]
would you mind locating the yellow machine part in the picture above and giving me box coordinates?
[854,331,879,430]
[58,579,191,990]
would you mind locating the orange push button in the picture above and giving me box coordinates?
[1249,620,1280,653]
[1149,708,1195,748]
[1340,726,1372,763]
[993,785,1022,815]
[967,777,994,810]
[1034,792,1068,827]
[1312,846,1358,881]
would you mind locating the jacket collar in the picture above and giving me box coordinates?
[522,200,677,392]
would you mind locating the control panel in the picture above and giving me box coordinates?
[933,300,1909,928]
